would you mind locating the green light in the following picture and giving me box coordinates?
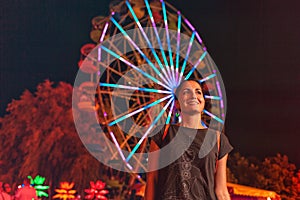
[28,175,49,197]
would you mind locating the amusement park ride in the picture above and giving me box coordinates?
[75,0,226,170]
[73,1,282,199]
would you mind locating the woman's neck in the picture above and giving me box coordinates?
[180,113,205,129]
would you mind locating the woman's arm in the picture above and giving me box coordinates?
[145,140,160,200]
[215,154,231,200]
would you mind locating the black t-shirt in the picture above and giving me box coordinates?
[150,124,233,200]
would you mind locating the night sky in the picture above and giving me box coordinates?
[1,0,300,167]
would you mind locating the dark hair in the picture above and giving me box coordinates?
[175,79,211,107]
[175,79,203,98]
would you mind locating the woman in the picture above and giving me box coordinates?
[145,79,233,200]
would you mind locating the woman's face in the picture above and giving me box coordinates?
[176,80,205,115]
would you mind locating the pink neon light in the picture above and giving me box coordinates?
[100,22,109,43]
[216,81,224,108]
[195,32,203,44]
[184,19,195,31]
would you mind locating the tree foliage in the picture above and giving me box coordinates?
[0,80,107,194]
[228,152,300,199]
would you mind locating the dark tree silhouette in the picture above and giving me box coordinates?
[228,152,300,199]
[0,80,107,194]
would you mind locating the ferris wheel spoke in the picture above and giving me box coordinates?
[199,73,216,83]
[126,1,173,86]
[165,97,175,125]
[109,131,134,170]
[144,0,173,87]
[185,51,207,80]
[99,83,172,94]
[203,109,224,124]
[109,131,147,172]
[119,113,151,150]
[109,113,151,161]
[110,16,172,87]
[101,45,171,90]
[104,97,159,124]
[178,31,196,85]
[204,95,221,100]
[100,91,153,99]
[126,96,174,162]
[162,0,176,86]
[97,22,109,62]
[195,32,204,47]
[98,63,129,79]
[175,12,181,83]
[108,94,173,126]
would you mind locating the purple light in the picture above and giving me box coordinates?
[195,32,203,44]
[110,16,171,87]
[109,95,173,126]
[178,31,196,84]
[98,47,101,62]
[216,81,224,108]
[100,82,171,94]
[126,0,172,86]
[126,96,174,162]
[216,81,223,98]
[166,99,175,124]
[184,19,195,31]
[100,22,109,43]
[203,109,224,124]
[220,100,224,108]
[104,112,107,117]
[109,131,133,170]
[161,0,175,85]
[145,0,174,86]
[175,12,182,84]
[213,70,216,73]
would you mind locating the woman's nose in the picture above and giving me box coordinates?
[191,91,197,98]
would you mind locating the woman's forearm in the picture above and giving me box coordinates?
[145,172,157,200]
[215,187,231,200]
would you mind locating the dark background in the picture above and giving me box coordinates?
[1,0,300,167]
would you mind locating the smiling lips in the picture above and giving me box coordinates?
[187,100,200,105]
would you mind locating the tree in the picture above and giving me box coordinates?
[226,167,238,184]
[227,152,300,199]
[0,80,106,194]
[227,152,260,186]
[259,154,300,199]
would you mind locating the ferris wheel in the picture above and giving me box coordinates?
[74,0,226,175]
